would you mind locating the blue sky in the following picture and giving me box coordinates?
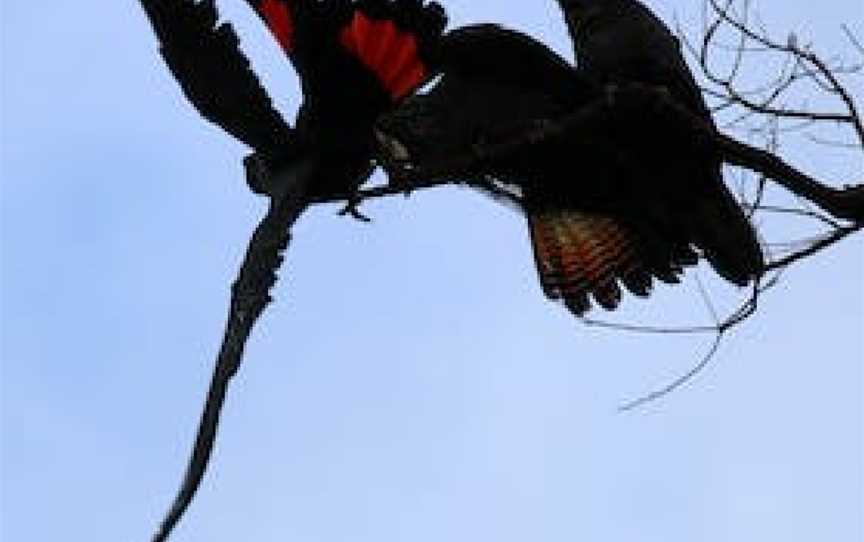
[1,1,861,541]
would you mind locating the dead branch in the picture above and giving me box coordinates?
[693,0,864,143]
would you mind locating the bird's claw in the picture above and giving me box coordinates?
[338,196,373,223]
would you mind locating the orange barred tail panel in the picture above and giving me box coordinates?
[529,210,653,315]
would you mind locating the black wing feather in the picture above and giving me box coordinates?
[140,0,294,153]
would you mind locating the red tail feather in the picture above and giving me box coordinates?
[251,0,438,101]
[380,33,418,86]
[368,19,397,69]
[339,12,429,100]
[389,61,426,99]
[348,12,373,59]
[259,0,295,52]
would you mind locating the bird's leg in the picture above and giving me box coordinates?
[248,153,375,221]
[337,162,377,223]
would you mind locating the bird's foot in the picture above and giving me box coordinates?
[338,194,373,223]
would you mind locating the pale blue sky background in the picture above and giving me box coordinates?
[1,1,862,541]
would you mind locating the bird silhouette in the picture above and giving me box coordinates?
[139,1,446,539]
[377,4,763,317]
[556,0,764,286]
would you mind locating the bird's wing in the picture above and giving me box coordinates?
[144,5,449,540]
[140,0,294,154]
[377,22,710,315]
[245,0,447,103]
[439,24,593,104]
[379,74,701,315]
[555,0,713,123]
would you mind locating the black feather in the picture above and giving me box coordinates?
[140,0,295,153]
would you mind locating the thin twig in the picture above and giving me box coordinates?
[619,333,724,411]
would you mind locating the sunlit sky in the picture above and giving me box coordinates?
[2,1,861,541]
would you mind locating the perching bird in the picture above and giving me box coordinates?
[139,1,446,540]
[242,0,447,201]
[141,0,446,202]
[376,16,763,316]
[555,0,764,286]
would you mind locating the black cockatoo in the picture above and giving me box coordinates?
[242,0,447,201]
[377,14,763,316]
[555,0,764,285]
[141,0,445,202]
[139,1,446,540]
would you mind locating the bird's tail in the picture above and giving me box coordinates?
[336,0,446,100]
[528,209,699,315]
[527,183,762,316]
[684,173,764,286]
[247,0,447,101]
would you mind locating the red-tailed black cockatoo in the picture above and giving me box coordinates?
[139,1,445,540]
[555,0,764,286]
[141,0,446,201]
[376,15,763,317]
